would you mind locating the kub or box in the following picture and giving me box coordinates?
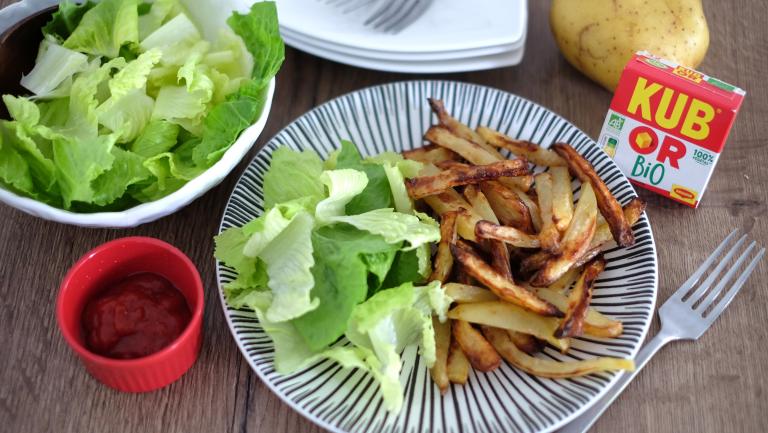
[598,52,745,207]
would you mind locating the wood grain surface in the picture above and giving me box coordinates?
[1,1,766,432]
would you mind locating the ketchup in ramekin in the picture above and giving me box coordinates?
[82,273,192,359]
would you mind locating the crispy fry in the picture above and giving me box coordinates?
[429,211,458,283]
[452,320,501,372]
[547,267,581,293]
[448,301,569,351]
[521,198,645,274]
[423,189,482,241]
[489,240,513,281]
[477,126,567,167]
[463,185,496,222]
[430,317,451,393]
[406,159,529,199]
[451,241,562,316]
[453,263,476,285]
[475,220,541,249]
[511,187,542,232]
[428,98,505,159]
[425,126,498,165]
[503,330,543,355]
[534,286,623,338]
[592,197,646,246]
[531,183,598,287]
[446,336,471,384]
[444,283,499,303]
[464,184,514,280]
[501,175,534,193]
[402,144,460,164]
[552,143,634,247]
[483,326,634,378]
[535,172,561,253]
[550,166,574,232]
[480,181,534,233]
[555,256,606,338]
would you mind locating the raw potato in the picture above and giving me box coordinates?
[550,0,709,90]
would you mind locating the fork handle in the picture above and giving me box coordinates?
[558,330,677,433]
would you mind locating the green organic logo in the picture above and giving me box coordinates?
[608,114,625,131]
[644,58,669,69]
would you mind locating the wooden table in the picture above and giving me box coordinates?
[1,1,766,432]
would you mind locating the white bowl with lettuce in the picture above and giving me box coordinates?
[0,0,284,227]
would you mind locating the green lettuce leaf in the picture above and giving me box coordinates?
[139,11,200,55]
[42,1,97,42]
[53,133,118,208]
[314,169,368,224]
[335,140,393,214]
[226,1,283,88]
[325,208,440,250]
[137,0,181,40]
[91,147,151,206]
[63,0,139,58]
[291,224,399,351]
[130,120,180,157]
[262,146,325,209]
[346,281,450,412]
[20,40,89,97]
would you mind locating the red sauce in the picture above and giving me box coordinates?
[82,273,191,359]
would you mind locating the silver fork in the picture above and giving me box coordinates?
[322,0,434,33]
[560,229,765,433]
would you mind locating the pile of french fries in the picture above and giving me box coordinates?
[404,99,646,392]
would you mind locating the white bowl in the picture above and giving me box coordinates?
[0,0,275,228]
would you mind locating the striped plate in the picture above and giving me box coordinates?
[216,80,658,433]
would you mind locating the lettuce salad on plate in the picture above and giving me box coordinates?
[0,0,283,211]
[215,141,452,412]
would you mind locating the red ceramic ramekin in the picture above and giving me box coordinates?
[56,236,204,392]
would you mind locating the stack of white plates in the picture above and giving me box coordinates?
[275,0,528,73]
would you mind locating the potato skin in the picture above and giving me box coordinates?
[550,0,709,90]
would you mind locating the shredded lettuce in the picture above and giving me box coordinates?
[0,1,284,210]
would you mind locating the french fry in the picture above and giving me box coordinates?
[555,256,606,338]
[534,286,623,338]
[423,189,482,241]
[451,241,562,316]
[547,267,581,293]
[430,317,451,393]
[483,326,634,378]
[550,166,574,232]
[477,126,567,167]
[591,197,646,246]
[438,160,535,194]
[452,320,501,372]
[475,220,541,249]
[531,183,598,287]
[446,337,471,384]
[535,172,561,253]
[429,211,458,283]
[428,98,505,159]
[448,301,570,351]
[463,184,515,280]
[425,126,498,165]
[511,187,542,232]
[521,198,646,274]
[503,329,543,355]
[480,181,534,233]
[406,159,529,199]
[444,283,499,303]
[402,144,460,164]
[552,143,634,247]
[463,184,497,222]
[489,240,514,281]
[453,262,476,285]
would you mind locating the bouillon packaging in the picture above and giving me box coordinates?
[598,52,745,207]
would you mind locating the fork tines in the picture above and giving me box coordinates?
[675,229,764,323]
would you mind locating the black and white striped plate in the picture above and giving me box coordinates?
[216,81,658,433]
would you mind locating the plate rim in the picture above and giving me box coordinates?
[215,79,659,433]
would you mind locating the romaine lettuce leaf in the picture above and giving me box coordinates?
[42,1,97,42]
[314,169,368,224]
[130,120,180,157]
[325,208,440,250]
[291,224,399,351]
[20,40,89,97]
[335,140,393,214]
[63,0,139,58]
[226,1,283,88]
[262,146,325,209]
